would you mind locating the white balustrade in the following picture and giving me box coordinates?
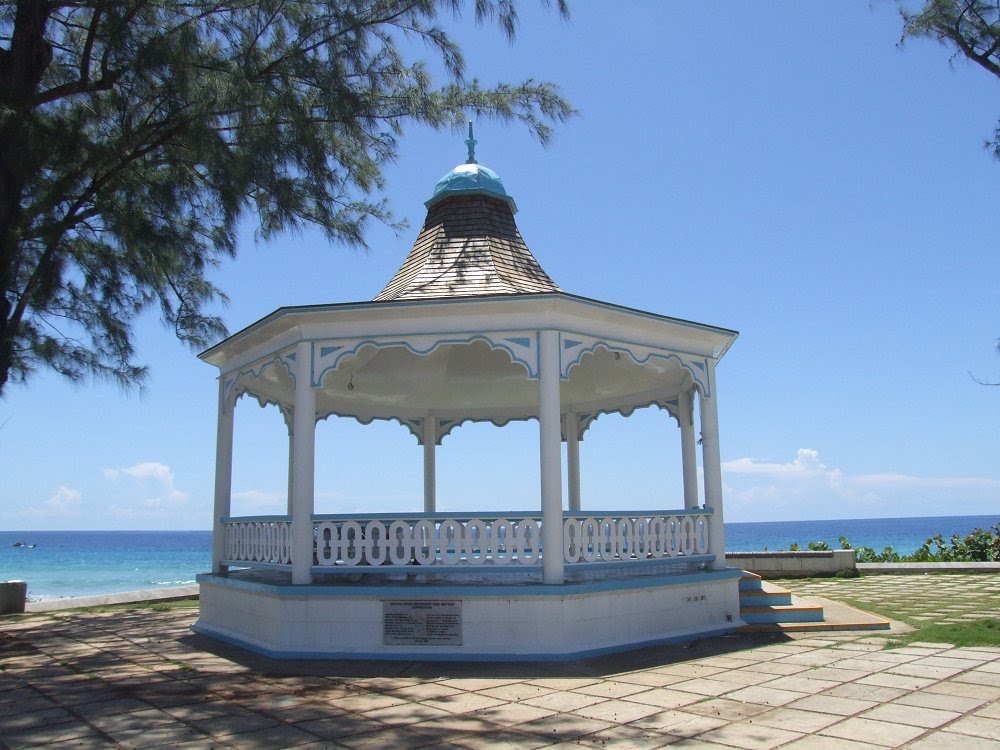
[562,513,709,563]
[223,517,293,565]
[221,511,710,570]
[314,516,543,567]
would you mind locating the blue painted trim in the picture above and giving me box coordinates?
[310,563,542,576]
[312,511,542,521]
[201,292,739,365]
[196,567,742,599]
[224,515,290,523]
[563,508,710,518]
[190,620,738,663]
[566,554,714,572]
[308,509,707,522]
[219,560,291,572]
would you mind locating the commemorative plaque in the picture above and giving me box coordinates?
[383,600,462,646]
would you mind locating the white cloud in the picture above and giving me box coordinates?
[723,448,842,487]
[104,461,188,508]
[47,485,82,510]
[720,448,999,521]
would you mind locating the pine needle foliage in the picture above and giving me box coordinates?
[0,0,573,394]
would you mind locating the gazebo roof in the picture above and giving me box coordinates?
[374,125,559,301]
[200,128,738,441]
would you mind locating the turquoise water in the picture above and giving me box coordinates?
[2,514,998,600]
[1,530,211,601]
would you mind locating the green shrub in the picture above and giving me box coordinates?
[838,523,1000,563]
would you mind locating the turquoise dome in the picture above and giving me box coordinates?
[425,161,518,213]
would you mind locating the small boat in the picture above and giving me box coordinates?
[11,542,36,548]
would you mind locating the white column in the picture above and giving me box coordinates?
[291,341,316,585]
[679,388,699,510]
[212,378,234,575]
[566,412,581,512]
[286,421,294,516]
[699,363,727,570]
[539,330,564,584]
[423,417,437,513]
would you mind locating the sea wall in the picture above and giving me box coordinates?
[725,549,857,578]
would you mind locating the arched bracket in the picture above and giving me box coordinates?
[560,335,711,396]
[575,397,681,441]
[312,333,541,385]
[221,349,297,415]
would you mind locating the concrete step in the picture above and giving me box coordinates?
[739,580,793,607]
[737,595,893,633]
[740,595,825,625]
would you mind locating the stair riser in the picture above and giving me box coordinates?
[739,593,792,607]
[742,610,825,624]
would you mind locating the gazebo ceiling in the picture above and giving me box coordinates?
[204,291,735,441]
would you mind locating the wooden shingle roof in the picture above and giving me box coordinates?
[374,193,560,302]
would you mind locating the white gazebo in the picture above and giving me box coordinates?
[194,129,743,660]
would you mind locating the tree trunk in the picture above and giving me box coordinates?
[0,0,53,393]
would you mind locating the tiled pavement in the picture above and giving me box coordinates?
[2,575,999,749]
[773,573,1000,626]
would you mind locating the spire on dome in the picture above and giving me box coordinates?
[465,121,478,164]
[373,128,560,302]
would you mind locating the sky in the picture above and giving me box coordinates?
[1,1,998,531]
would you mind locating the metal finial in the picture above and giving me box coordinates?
[465,121,477,164]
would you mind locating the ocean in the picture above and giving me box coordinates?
[2,514,998,601]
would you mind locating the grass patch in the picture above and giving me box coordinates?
[824,593,1000,648]
[884,618,1000,649]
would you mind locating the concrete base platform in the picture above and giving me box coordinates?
[194,567,746,661]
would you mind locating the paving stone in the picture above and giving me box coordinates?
[923,680,1000,701]
[894,690,986,712]
[630,709,726,736]
[974,701,1000,719]
[477,683,555,702]
[886,662,965,680]
[942,713,1000,739]
[449,728,553,750]
[860,701,960,728]
[751,706,842,733]
[363,701,453,726]
[907,731,1000,749]
[516,713,612,741]
[718,685,808,707]
[419,693,506,715]
[786,694,876,716]
[952,669,1000,687]
[336,726,445,750]
[675,698,772,722]
[818,716,927,745]
[698,722,803,750]
[572,698,663,724]
[474,701,559,726]
[620,687,703,710]
[574,724,682,749]
[821,683,906,702]
[0,720,100,750]
[856,672,937,690]
[569,679,653,699]
[521,690,607,712]
[776,732,886,749]
[662,678,737,697]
